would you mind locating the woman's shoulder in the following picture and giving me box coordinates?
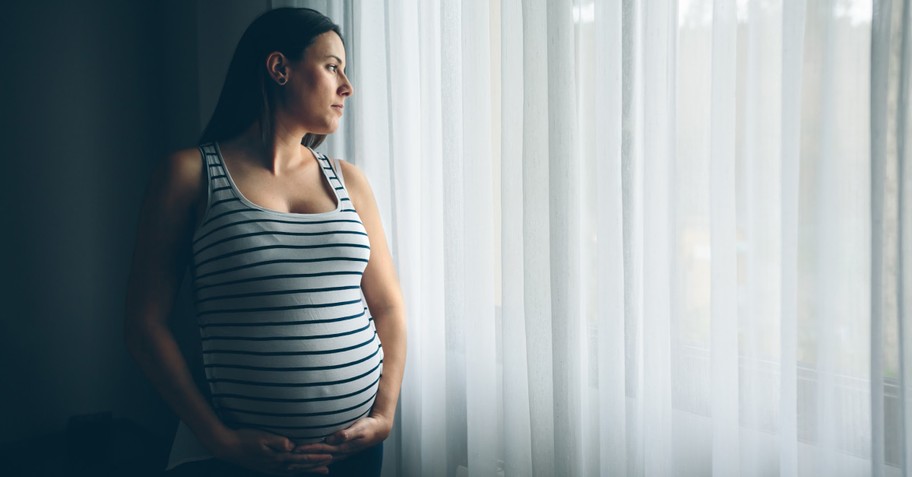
[144,146,206,211]
[165,145,204,175]
[335,158,368,192]
[334,158,380,213]
[161,146,205,190]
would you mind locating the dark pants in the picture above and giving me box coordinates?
[165,443,383,477]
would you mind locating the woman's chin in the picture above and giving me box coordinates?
[306,121,339,136]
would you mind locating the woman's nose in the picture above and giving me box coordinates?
[340,75,354,97]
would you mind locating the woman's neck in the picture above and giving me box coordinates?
[227,122,314,175]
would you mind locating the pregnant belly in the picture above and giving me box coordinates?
[201,312,384,442]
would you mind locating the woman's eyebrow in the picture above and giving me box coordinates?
[324,54,345,65]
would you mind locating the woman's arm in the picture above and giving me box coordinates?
[123,149,227,449]
[347,160,407,430]
[301,159,407,456]
[123,149,333,475]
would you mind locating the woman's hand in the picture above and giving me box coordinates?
[213,428,333,475]
[294,415,391,463]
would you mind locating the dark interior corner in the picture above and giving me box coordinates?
[1,0,205,473]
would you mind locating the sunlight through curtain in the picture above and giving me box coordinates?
[334,0,911,476]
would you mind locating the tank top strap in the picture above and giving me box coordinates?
[199,142,219,168]
[312,150,355,212]
[199,142,237,205]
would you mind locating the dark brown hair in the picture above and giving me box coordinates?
[198,7,344,149]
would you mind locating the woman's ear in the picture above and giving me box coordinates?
[265,51,289,85]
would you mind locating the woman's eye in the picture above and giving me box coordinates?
[328,65,338,72]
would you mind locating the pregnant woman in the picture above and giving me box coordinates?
[124,8,406,476]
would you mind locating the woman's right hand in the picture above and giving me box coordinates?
[213,428,333,476]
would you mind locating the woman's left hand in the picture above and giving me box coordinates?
[293,415,391,463]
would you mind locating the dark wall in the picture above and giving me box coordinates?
[0,0,201,448]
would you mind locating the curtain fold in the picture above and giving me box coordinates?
[900,1,912,473]
[500,0,535,475]
[709,0,739,474]
[642,1,677,475]
[872,0,910,476]
[461,1,499,475]
[415,1,448,475]
[520,1,558,475]
[779,1,805,475]
[592,0,627,474]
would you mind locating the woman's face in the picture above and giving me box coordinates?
[280,31,352,134]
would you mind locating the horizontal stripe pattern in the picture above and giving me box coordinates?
[190,143,383,442]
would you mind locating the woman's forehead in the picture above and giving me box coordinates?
[308,32,345,61]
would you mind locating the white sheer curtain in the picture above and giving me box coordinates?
[197,0,911,475]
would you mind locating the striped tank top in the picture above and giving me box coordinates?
[190,142,384,443]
